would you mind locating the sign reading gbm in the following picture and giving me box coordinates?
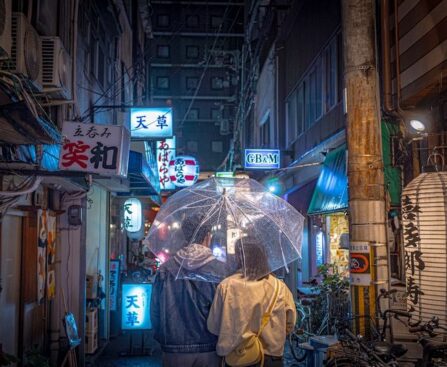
[244,149,280,170]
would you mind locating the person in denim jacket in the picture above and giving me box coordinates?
[150,217,224,367]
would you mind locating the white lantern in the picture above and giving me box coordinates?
[169,156,199,187]
[402,172,447,328]
[123,198,143,239]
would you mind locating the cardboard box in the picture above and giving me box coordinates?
[85,331,98,354]
[85,308,98,334]
[86,275,97,299]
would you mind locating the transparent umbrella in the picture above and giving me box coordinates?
[145,177,304,282]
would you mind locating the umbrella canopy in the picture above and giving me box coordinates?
[145,177,304,282]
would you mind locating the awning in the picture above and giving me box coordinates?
[126,150,160,196]
[307,144,348,215]
[284,179,318,215]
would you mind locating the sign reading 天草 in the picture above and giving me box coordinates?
[130,107,173,139]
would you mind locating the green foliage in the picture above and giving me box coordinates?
[317,263,349,293]
[0,350,19,366]
[24,348,49,367]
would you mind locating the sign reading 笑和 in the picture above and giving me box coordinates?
[59,121,130,177]
[109,260,120,311]
[131,107,173,139]
[121,283,152,330]
[244,149,280,170]
[157,137,176,190]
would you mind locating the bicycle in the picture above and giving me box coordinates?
[326,289,410,367]
[409,317,447,367]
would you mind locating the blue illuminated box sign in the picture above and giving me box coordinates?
[121,283,152,330]
[131,107,173,139]
[244,149,280,170]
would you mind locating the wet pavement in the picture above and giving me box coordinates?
[88,331,302,367]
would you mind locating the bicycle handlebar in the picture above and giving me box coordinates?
[384,309,411,318]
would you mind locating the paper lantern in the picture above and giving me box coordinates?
[402,172,447,328]
[123,198,144,240]
[169,156,199,187]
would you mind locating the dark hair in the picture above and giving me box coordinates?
[235,236,270,280]
[181,215,210,244]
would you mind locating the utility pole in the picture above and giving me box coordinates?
[341,0,389,335]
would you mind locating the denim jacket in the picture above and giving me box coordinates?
[150,245,222,353]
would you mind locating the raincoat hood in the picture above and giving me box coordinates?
[174,243,215,270]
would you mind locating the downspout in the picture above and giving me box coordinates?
[380,0,394,114]
[72,0,80,119]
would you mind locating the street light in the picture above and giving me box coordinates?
[409,119,426,133]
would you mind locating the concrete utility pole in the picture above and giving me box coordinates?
[341,0,389,334]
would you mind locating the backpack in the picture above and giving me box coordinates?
[224,278,280,367]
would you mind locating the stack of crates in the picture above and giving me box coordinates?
[85,308,98,354]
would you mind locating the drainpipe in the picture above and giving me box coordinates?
[380,0,394,114]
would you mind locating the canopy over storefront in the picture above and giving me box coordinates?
[307,144,348,215]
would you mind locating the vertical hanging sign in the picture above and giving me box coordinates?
[156,137,176,190]
[121,283,152,330]
[109,260,120,311]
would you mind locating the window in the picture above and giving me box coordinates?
[324,39,337,111]
[186,108,199,120]
[157,45,170,58]
[156,76,169,89]
[212,141,223,153]
[260,118,270,148]
[187,141,198,152]
[186,77,198,90]
[286,95,297,146]
[186,45,199,59]
[210,16,222,28]
[211,108,221,120]
[211,77,223,90]
[186,15,199,27]
[296,84,304,136]
[157,14,170,27]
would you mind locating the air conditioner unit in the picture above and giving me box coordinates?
[4,13,42,86]
[0,0,11,59]
[41,36,72,100]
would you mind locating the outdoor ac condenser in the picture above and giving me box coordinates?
[3,13,42,87]
[41,36,72,100]
[0,0,11,59]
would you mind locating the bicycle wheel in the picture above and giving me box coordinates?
[288,332,308,362]
[325,357,370,367]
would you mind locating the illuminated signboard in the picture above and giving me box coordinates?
[168,156,199,187]
[121,283,152,330]
[244,149,280,170]
[130,107,173,139]
[109,260,120,311]
[123,198,142,233]
[59,121,130,177]
[157,137,176,190]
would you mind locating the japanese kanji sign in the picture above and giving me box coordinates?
[157,137,176,190]
[131,107,173,139]
[121,283,152,330]
[349,241,371,286]
[109,260,120,311]
[59,122,130,177]
[123,198,142,233]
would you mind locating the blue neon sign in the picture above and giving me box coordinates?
[130,107,173,139]
[121,283,152,330]
[244,149,280,170]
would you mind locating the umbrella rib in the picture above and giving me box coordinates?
[175,196,224,281]
[157,194,221,224]
[227,196,298,253]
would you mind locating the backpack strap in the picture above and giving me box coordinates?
[257,277,280,337]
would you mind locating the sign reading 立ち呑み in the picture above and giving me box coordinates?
[244,149,280,170]
[131,107,173,139]
[59,121,130,177]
